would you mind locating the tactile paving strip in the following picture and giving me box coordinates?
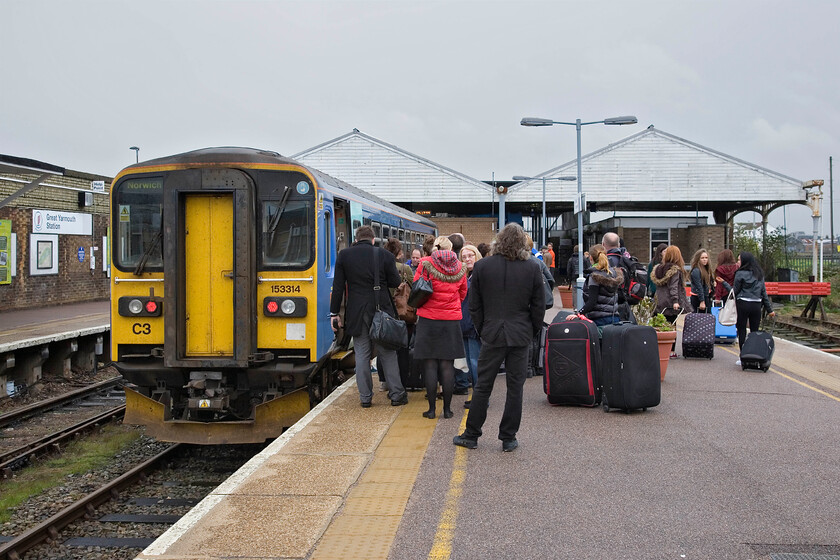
[311,395,437,560]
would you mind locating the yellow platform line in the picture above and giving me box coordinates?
[427,411,469,560]
[720,345,840,402]
[310,395,438,560]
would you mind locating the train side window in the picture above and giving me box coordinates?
[324,211,332,273]
[353,219,361,230]
[398,229,405,241]
[382,225,390,239]
[372,222,381,239]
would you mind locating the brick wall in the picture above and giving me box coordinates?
[431,217,497,246]
[0,172,111,311]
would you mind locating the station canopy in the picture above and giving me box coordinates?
[292,127,807,218]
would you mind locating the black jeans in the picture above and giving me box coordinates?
[691,294,711,313]
[735,299,762,348]
[463,344,528,442]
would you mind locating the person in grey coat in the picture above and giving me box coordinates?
[453,223,545,453]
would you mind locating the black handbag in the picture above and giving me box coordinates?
[369,249,408,350]
[407,265,434,308]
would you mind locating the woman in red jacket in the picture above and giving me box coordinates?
[414,236,468,419]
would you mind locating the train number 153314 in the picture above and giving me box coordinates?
[271,285,301,294]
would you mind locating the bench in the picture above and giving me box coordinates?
[765,282,832,320]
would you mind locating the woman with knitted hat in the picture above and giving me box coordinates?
[413,236,468,419]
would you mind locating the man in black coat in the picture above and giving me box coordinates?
[453,223,545,452]
[330,225,407,407]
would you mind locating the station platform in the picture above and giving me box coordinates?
[137,303,840,560]
[0,300,109,351]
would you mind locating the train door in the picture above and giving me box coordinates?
[184,194,234,356]
[333,198,350,252]
[163,169,255,368]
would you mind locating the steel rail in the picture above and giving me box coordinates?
[0,376,122,429]
[0,405,126,475]
[0,443,181,560]
[774,318,840,350]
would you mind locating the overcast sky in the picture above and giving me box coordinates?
[3,0,839,235]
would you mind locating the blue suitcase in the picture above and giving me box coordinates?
[710,305,737,344]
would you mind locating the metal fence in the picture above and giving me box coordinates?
[776,256,840,280]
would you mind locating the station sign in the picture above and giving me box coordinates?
[32,209,92,236]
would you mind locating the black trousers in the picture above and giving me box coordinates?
[463,343,528,442]
[735,299,763,348]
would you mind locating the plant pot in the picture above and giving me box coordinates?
[558,286,574,309]
[655,330,677,381]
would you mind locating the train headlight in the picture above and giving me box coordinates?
[263,297,307,318]
[119,296,163,317]
[281,299,296,314]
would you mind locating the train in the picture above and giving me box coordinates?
[110,147,437,444]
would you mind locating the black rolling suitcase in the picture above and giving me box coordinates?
[527,323,548,377]
[740,320,775,372]
[543,317,601,406]
[682,312,715,359]
[600,323,660,413]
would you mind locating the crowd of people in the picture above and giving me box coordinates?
[330,223,775,451]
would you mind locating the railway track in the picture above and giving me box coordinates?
[0,443,261,560]
[772,316,840,352]
[0,378,126,477]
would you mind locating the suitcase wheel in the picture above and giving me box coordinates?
[762,367,769,372]
[602,394,609,413]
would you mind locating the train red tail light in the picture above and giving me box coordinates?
[145,301,158,313]
[266,300,279,314]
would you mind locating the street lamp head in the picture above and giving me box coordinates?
[512,176,532,181]
[603,116,638,125]
[520,117,554,127]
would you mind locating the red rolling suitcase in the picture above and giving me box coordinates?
[682,312,715,359]
[543,317,601,406]
[600,323,660,413]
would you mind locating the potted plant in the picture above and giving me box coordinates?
[634,297,677,381]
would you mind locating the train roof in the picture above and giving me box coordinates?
[122,147,436,229]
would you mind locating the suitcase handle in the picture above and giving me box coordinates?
[762,315,776,335]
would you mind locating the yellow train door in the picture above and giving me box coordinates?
[184,193,234,356]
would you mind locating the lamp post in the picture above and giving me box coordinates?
[521,115,638,309]
[512,175,576,247]
[129,146,139,163]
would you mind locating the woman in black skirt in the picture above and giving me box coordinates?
[413,236,468,419]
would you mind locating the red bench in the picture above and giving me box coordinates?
[765,282,832,320]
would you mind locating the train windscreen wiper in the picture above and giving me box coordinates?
[266,185,291,246]
[134,228,162,276]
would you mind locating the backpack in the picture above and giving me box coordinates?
[620,255,648,304]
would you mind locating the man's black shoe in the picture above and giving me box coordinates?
[453,434,478,449]
[452,387,469,395]
[391,396,408,406]
[361,402,372,408]
[463,400,471,409]
[502,439,519,452]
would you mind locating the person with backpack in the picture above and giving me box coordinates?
[716,251,775,359]
[564,244,623,335]
[602,232,647,322]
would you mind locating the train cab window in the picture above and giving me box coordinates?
[261,200,312,268]
[113,177,163,272]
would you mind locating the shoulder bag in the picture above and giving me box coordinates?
[369,249,408,350]
[407,263,434,309]
[718,289,737,326]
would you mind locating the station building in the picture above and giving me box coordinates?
[0,156,111,312]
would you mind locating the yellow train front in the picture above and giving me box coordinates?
[110,147,435,444]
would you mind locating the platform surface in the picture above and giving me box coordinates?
[134,303,840,560]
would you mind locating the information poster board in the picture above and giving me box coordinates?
[0,219,11,285]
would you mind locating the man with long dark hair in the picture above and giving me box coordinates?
[453,223,545,452]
